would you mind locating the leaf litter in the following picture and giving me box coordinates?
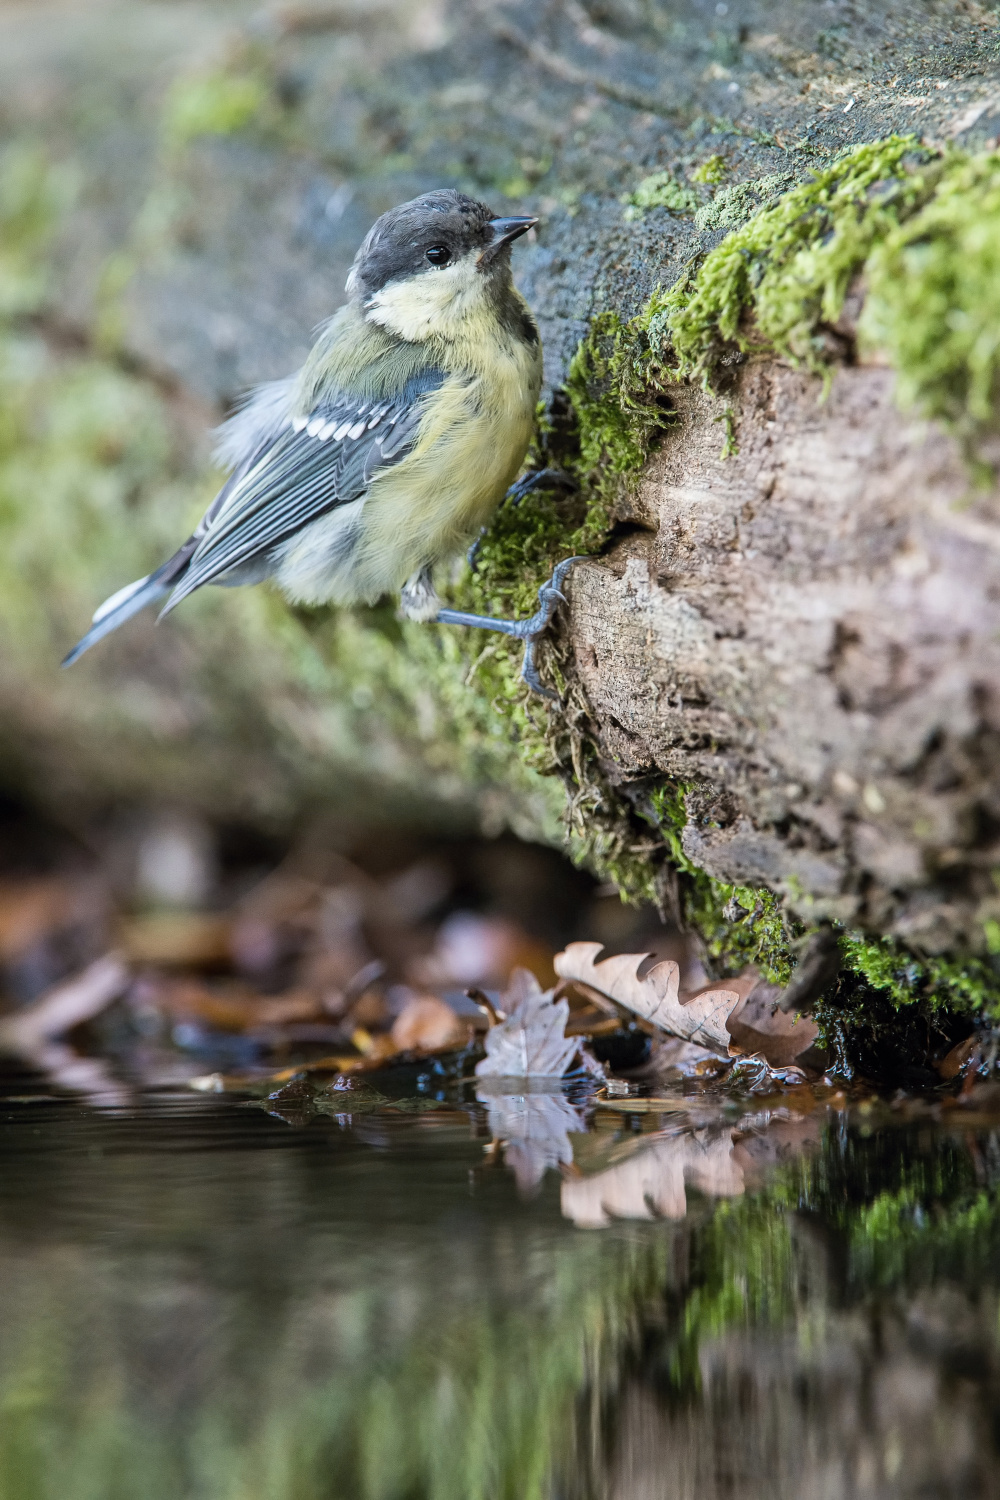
[554,941,823,1068]
[0,809,992,1214]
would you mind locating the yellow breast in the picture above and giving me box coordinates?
[349,305,542,601]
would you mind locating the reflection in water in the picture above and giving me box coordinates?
[0,1080,998,1498]
[477,1084,588,1193]
[564,1126,748,1228]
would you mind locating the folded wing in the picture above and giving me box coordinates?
[163,367,446,614]
[63,367,446,664]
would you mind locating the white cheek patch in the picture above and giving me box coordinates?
[365,253,489,341]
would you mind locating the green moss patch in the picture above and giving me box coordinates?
[692,170,794,232]
[860,151,1000,479]
[649,135,936,383]
[634,135,1000,479]
[622,170,701,220]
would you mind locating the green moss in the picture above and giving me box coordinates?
[838,932,1000,1017]
[621,171,700,220]
[689,153,728,186]
[564,310,672,484]
[642,133,1000,476]
[860,150,1000,478]
[715,404,738,459]
[641,784,796,981]
[652,135,937,385]
[697,885,795,984]
[692,170,794,232]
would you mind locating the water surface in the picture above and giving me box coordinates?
[0,1073,997,1499]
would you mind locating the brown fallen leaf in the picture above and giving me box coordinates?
[390,995,472,1052]
[554,943,749,1052]
[118,912,231,967]
[936,1033,979,1081]
[148,978,322,1032]
[553,943,822,1068]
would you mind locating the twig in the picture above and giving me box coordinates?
[467,987,504,1027]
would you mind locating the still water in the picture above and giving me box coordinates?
[0,1071,998,1500]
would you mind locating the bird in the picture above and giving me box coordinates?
[62,189,579,694]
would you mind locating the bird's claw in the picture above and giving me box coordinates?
[504,467,578,510]
[434,555,586,697]
[521,637,555,699]
[513,556,586,694]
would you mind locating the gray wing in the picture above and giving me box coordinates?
[162,367,445,614]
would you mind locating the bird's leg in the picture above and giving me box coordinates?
[435,555,584,698]
[467,468,578,571]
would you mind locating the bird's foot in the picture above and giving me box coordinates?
[435,555,584,698]
[467,468,578,572]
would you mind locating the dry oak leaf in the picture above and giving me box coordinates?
[554,943,748,1052]
[554,943,821,1067]
[475,968,600,1080]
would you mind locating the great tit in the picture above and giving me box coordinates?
[63,189,577,693]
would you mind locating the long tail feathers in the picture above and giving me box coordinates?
[61,572,170,667]
[61,538,199,667]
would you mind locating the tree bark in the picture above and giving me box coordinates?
[569,354,1000,952]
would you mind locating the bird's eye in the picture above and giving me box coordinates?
[425,244,451,266]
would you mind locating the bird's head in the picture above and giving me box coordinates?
[347,189,537,343]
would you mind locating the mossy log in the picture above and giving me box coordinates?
[2,0,1000,1008]
[572,354,1000,955]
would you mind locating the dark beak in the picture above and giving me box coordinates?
[479,215,538,266]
